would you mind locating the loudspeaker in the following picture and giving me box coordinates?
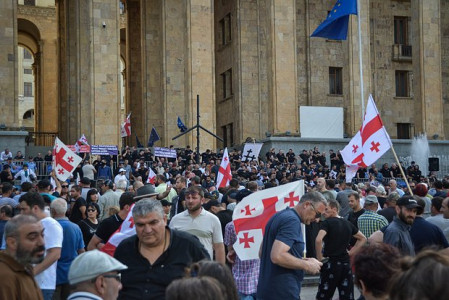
[429,157,439,172]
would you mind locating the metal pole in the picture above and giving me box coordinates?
[357,0,365,117]
[196,95,200,164]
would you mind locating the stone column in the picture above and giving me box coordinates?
[266,0,298,135]
[348,0,371,134]
[412,0,444,138]
[0,0,18,127]
[58,0,120,145]
[182,0,216,150]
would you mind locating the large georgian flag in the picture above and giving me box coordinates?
[53,137,83,181]
[232,180,305,260]
[216,148,232,188]
[341,95,392,182]
[101,204,136,256]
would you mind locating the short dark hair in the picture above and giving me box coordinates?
[71,185,82,193]
[19,192,45,210]
[326,179,335,189]
[186,185,204,198]
[156,174,166,183]
[0,205,13,217]
[2,182,13,194]
[21,182,33,192]
[119,192,135,209]
[431,196,444,212]
[327,198,340,212]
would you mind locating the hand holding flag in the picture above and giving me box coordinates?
[53,137,83,181]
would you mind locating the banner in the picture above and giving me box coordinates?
[154,147,177,159]
[67,145,90,153]
[90,145,119,156]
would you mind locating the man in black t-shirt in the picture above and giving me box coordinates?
[86,192,135,250]
[69,185,87,224]
[316,199,366,300]
[347,191,365,247]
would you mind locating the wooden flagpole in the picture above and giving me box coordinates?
[389,145,413,196]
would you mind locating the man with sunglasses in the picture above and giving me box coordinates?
[315,199,366,300]
[68,250,127,300]
[257,191,327,300]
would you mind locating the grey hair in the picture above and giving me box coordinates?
[116,179,127,190]
[4,214,39,239]
[300,191,328,206]
[50,198,68,215]
[132,199,165,219]
[387,192,400,203]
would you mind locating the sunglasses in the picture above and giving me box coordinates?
[101,273,121,282]
[62,185,69,188]
[309,202,322,219]
[87,209,96,212]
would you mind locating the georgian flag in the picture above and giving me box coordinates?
[242,143,263,162]
[75,134,89,153]
[53,137,83,181]
[233,180,305,260]
[101,204,136,256]
[341,94,392,182]
[120,114,131,138]
[147,168,156,185]
[216,148,232,188]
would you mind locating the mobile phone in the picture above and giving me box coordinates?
[321,257,329,264]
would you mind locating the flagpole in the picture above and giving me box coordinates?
[389,145,413,196]
[357,0,365,116]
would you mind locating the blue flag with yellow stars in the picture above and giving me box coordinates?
[311,0,357,40]
[177,116,188,133]
[147,127,160,147]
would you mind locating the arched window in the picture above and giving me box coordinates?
[23,109,35,120]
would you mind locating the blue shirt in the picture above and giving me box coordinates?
[56,218,85,285]
[410,216,449,253]
[257,208,304,300]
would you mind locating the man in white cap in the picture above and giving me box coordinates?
[114,168,128,186]
[68,250,127,300]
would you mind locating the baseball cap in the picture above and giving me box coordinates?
[364,195,378,205]
[119,168,126,172]
[396,196,420,209]
[68,250,127,285]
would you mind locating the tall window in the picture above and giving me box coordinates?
[329,67,343,95]
[221,69,233,99]
[222,123,234,147]
[397,123,411,139]
[395,70,410,97]
[24,82,33,97]
[394,16,409,45]
[219,13,232,46]
[24,68,32,74]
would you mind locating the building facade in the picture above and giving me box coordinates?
[0,0,447,149]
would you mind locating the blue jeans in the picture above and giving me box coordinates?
[41,289,55,300]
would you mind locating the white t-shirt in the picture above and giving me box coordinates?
[35,217,63,290]
[82,164,96,180]
[169,208,223,259]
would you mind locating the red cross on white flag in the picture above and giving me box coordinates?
[101,203,136,256]
[232,180,305,260]
[340,95,392,182]
[147,168,156,185]
[53,137,83,181]
[120,114,132,138]
[216,147,232,188]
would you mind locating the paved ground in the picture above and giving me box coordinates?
[300,276,361,300]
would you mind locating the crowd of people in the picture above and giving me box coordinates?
[0,144,449,300]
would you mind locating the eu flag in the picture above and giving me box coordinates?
[135,134,144,148]
[177,116,188,133]
[311,0,357,40]
[147,127,160,147]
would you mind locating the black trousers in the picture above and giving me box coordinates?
[316,260,354,300]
